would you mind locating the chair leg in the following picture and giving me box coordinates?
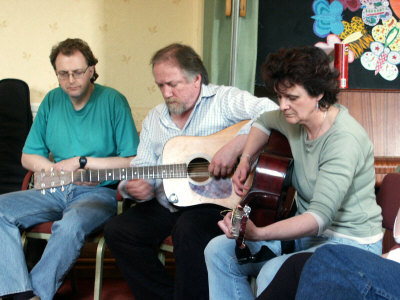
[158,251,166,265]
[21,232,27,251]
[250,277,257,296]
[94,237,106,300]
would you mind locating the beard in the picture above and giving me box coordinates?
[166,99,187,115]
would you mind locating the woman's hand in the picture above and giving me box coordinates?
[218,211,235,239]
[218,209,262,241]
[231,159,251,196]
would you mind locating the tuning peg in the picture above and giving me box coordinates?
[41,169,45,178]
[50,187,56,193]
[60,168,65,191]
[41,189,46,195]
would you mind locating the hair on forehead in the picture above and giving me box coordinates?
[262,46,339,109]
[150,43,209,85]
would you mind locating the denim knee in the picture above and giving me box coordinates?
[204,236,221,262]
[51,219,86,243]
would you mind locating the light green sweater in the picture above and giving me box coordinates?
[254,104,383,241]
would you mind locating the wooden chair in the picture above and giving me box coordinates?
[158,236,174,265]
[20,171,123,300]
[376,172,400,253]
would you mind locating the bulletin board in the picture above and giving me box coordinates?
[255,0,400,90]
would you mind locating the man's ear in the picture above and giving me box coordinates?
[194,74,202,88]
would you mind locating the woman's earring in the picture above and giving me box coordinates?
[316,102,319,112]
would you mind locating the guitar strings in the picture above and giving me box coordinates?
[187,162,214,178]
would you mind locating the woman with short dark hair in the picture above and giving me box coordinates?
[205,46,383,299]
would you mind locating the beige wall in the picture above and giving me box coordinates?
[0,0,204,130]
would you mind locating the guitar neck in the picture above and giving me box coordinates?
[73,164,188,182]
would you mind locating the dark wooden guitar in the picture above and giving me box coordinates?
[231,130,296,254]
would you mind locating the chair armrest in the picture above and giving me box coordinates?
[21,171,34,190]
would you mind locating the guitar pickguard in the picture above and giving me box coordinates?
[189,177,232,199]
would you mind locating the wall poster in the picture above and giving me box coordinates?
[255,0,400,90]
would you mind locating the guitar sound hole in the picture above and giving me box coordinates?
[187,157,210,183]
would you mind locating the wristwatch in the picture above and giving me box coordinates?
[79,156,87,169]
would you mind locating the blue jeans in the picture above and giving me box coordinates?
[0,184,117,300]
[296,244,400,300]
[205,234,382,300]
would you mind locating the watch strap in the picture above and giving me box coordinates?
[79,156,87,169]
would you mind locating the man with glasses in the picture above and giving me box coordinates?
[0,38,139,300]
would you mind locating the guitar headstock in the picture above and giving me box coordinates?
[231,205,251,243]
[34,169,73,193]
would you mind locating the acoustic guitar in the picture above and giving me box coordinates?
[34,121,251,209]
[34,121,295,224]
[231,130,296,251]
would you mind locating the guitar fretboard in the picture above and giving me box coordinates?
[72,164,188,182]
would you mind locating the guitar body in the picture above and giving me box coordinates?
[162,121,252,209]
[241,152,295,227]
[235,130,295,248]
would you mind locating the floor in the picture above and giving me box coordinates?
[56,278,134,300]
[24,240,175,300]
[54,252,175,300]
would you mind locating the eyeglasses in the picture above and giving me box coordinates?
[56,66,90,81]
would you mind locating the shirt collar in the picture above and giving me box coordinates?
[160,83,217,129]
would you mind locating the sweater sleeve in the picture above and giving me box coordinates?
[306,131,372,231]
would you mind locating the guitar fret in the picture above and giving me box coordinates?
[161,166,166,178]
[180,164,184,177]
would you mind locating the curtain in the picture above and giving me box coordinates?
[203,0,259,94]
